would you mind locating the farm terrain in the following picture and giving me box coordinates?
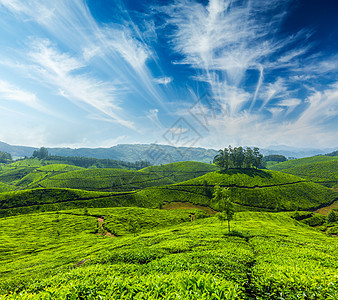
[0,155,337,299]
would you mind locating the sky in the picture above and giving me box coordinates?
[0,0,337,150]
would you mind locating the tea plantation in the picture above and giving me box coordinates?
[0,157,337,299]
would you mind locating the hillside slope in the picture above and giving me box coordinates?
[269,155,338,171]
[0,209,337,298]
[269,156,338,188]
[142,169,337,211]
[1,169,336,216]
[32,162,218,191]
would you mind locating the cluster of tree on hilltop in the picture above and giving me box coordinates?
[31,147,151,170]
[213,146,265,170]
[0,151,12,163]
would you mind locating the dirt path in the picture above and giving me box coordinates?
[162,202,217,215]
[315,201,338,215]
[97,217,115,237]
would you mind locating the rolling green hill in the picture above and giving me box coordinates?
[0,182,14,192]
[140,161,218,173]
[2,169,336,218]
[140,169,337,212]
[16,164,85,188]
[273,160,338,188]
[269,156,338,188]
[30,162,218,192]
[0,208,337,299]
[1,155,338,299]
[268,155,338,171]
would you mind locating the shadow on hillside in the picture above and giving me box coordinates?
[219,169,272,178]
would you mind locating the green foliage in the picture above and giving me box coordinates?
[327,210,337,223]
[0,151,12,163]
[213,146,263,170]
[33,162,217,192]
[141,161,218,174]
[326,150,338,156]
[328,226,338,235]
[269,155,338,171]
[0,182,15,192]
[16,164,85,188]
[46,155,151,170]
[274,160,338,187]
[32,147,49,159]
[0,210,337,298]
[302,214,326,227]
[102,207,207,236]
[213,186,235,231]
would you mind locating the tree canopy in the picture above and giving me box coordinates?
[0,151,12,163]
[213,146,264,170]
[32,147,49,160]
[213,185,235,232]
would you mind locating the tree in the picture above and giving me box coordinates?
[327,210,337,223]
[213,185,235,232]
[213,149,226,170]
[213,146,264,170]
[252,147,263,169]
[244,147,254,168]
[0,151,12,163]
[32,147,49,159]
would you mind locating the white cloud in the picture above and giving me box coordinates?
[276,98,301,115]
[146,108,163,128]
[0,80,38,106]
[0,79,48,113]
[153,77,173,85]
[27,39,135,129]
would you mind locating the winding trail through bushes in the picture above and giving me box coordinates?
[315,201,338,215]
[97,217,115,237]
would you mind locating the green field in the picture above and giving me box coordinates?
[269,156,338,188]
[0,208,337,299]
[268,155,338,171]
[0,158,337,299]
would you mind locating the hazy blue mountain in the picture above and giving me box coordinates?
[0,141,336,164]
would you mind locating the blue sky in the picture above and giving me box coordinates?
[0,0,337,149]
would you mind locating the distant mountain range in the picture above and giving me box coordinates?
[0,141,336,164]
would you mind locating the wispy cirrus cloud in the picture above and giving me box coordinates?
[153,77,173,85]
[162,0,308,110]
[0,0,171,128]
[158,0,337,148]
[0,79,48,113]
[27,38,135,129]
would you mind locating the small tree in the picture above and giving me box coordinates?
[327,210,337,223]
[213,185,235,232]
[32,147,49,159]
[216,212,227,226]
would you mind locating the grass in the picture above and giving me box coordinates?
[0,209,337,299]
[33,162,218,192]
[144,169,337,211]
[0,182,14,193]
[275,160,338,188]
[1,168,336,218]
[16,164,85,188]
[269,155,338,171]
